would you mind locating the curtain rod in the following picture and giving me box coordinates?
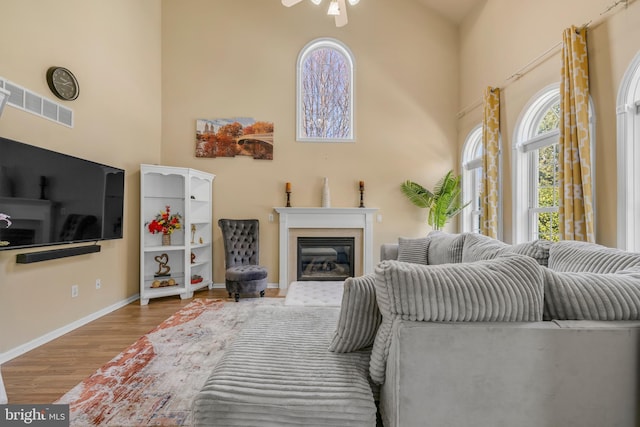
[456,0,629,119]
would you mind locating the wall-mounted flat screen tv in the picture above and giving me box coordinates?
[0,136,125,251]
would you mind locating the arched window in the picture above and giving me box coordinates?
[461,125,483,233]
[616,50,640,251]
[297,38,355,142]
[513,83,595,243]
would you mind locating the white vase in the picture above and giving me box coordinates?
[322,177,331,208]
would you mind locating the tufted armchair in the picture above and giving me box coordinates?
[218,219,268,302]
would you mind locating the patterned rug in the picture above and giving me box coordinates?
[55,298,284,426]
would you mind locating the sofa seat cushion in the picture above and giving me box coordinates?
[548,240,640,273]
[193,306,376,426]
[543,267,640,320]
[370,256,544,384]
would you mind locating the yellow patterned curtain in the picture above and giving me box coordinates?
[481,87,500,238]
[559,26,594,242]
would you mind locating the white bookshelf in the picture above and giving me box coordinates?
[140,164,215,305]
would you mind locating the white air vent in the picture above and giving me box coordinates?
[0,76,74,128]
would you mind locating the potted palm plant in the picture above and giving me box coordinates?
[401,170,469,230]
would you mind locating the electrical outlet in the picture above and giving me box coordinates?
[95,279,101,289]
[268,214,274,223]
[71,285,79,298]
[377,214,383,223]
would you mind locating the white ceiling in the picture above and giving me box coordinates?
[416,0,484,24]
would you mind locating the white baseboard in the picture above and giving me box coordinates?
[0,294,140,365]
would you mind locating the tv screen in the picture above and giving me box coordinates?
[0,136,124,251]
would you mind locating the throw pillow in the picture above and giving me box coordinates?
[397,236,430,264]
[543,267,640,320]
[549,241,640,273]
[426,231,467,265]
[510,239,553,267]
[370,256,544,384]
[461,233,509,262]
[328,274,382,353]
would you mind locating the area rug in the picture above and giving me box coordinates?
[55,297,284,426]
[284,281,344,307]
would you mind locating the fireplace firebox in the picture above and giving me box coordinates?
[297,237,354,281]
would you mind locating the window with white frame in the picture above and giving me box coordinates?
[513,83,594,243]
[616,50,640,251]
[297,38,354,142]
[461,125,483,233]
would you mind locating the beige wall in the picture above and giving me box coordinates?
[160,0,460,285]
[8,0,636,360]
[457,0,640,247]
[0,0,161,354]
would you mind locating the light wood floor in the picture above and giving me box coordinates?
[2,288,282,404]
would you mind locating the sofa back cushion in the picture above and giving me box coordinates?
[549,241,640,273]
[427,231,466,265]
[462,233,552,267]
[543,267,640,320]
[328,274,382,353]
[370,256,544,384]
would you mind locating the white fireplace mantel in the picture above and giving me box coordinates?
[274,207,378,290]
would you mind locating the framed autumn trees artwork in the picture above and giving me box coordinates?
[196,118,274,160]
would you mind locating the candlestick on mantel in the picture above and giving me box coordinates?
[359,180,365,208]
[359,180,364,191]
[285,182,292,207]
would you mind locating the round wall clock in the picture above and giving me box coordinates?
[46,66,79,101]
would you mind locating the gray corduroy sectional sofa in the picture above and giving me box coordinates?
[193,231,640,427]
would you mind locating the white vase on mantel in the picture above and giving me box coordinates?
[322,177,331,208]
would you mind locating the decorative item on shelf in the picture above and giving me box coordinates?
[191,252,196,264]
[191,274,203,284]
[358,180,365,208]
[400,170,469,230]
[0,213,11,247]
[151,278,177,288]
[154,253,171,277]
[191,224,196,244]
[199,237,203,244]
[322,177,331,207]
[146,205,182,245]
[285,182,292,207]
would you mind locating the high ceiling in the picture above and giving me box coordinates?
[417,0,484,24]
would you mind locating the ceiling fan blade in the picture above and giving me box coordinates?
[282,0,303,7]
[334,0,348,27]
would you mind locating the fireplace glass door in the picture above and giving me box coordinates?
[297,236,354,281]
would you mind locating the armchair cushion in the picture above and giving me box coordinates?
[370,256,544,384]
[328,274,382,353]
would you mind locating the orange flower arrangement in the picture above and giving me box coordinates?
[147,206,182,235]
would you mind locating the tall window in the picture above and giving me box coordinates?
[513,85,561,243]
[617,49,640,251]
[297,38,354,142]
[461,125,483,233]
[513,83,594,243]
